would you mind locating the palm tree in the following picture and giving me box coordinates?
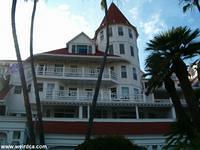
[145,26,200,132]
[144,53,188,122]
[180,0,200,13]
[29,0,45,145]
[85,0,110,141]
[197,60,200,80]
[11,0,35,144]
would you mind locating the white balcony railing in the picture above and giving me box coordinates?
[37,66,118,81]
[44,90,157,103]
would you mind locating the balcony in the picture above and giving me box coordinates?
[41,90,172,106]
[36,66,118,84]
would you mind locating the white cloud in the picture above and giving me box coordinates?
[129,7,139,21]
[140,13,167,39]
[0,0,94,60]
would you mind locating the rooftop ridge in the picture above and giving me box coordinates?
[95,2,138,37]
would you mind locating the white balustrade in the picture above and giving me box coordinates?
[37,66,118,81]
[44,90,146,103]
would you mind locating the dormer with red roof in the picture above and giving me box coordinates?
[67,32,96,55]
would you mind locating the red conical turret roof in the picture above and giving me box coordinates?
[95,3,138,37]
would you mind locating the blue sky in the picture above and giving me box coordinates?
[0,0,199,71]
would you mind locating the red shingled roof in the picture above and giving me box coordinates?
[95,3,138,36]
[42,121,171,135]
[42,48,117,57]
[0,85,12,100]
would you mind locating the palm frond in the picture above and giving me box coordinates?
[183,3,192,12]
[100,0,106,10]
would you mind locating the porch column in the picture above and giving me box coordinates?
[87,105,90,119]
[77,88,79,101]
[135,105,139,119]
[35,64,38,75]
[7,131,13,144]
[143,92,146,102]
[62,65,65,77]
[152,94,155,103]
[82,67,85,77]
[79,105,83,119]
[171,106,176,119]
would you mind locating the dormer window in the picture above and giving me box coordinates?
[72,45,92,54]
[100,31,104,40]
[118,26,123,36]
[109,44,114,55]
[128,29,133,38]
[108,27,113,37]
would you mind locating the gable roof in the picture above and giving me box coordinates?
[34,47,119,57]
[95,3,138,37]
[67,32,94,45]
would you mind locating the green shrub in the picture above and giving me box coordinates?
[75,136,146,150]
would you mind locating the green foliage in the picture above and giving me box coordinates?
[180,0,200,13]
[194,88,200,99]
[75,136,146,150]
[164,118,200,150]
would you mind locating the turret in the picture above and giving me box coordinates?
[95,3,142,95]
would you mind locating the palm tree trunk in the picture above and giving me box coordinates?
[85,0,109,141]
[174,58,200,131]
[30,0,45,145]
[194,0,200,12]
[164,76,195,142]
[197,60,200,81]
[11,0,35,144]
[164,76,187,121]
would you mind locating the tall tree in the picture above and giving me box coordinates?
[146,26,200,132]
[85,0,109,141]
[180,0,200,13]
[144,53,187,122]
[29,0,45,145]
[11,0,35,144]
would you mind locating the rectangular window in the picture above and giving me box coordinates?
[85,89,93,99]
[13,131,21,139]
[134,88,139,94]
[119,44,125,54]
[83,106,88,118]
[72,45,76,53]
[88,46,92,54]
[37,83,43,92]
[118,26,123,36]
[109,44,114,55]
[38,64,46,75]
[133,68,137,80]
[0,105,5,115]
[46,83,55,99]
[14,86,22,94]
[128,29,133,38]
[27,84,31,92]
[121,87,129,99]
[100,31,104,40]
[108,27,112,37]
[54,107,78,118]
[72,45,92,54]
[111,88,117,99]
[54,64,63,76]
[69,88,77,97]
[130,46,134,56]
[121,66,127,78]
[77,45,88,54]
